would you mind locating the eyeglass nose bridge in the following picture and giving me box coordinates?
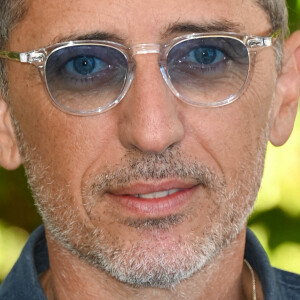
[130,43,161,56]
[127,43,170,95]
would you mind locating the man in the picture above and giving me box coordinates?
[0,0,299,299]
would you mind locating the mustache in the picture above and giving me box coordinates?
[85,147,225,195]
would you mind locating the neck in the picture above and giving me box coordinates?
[40,228,262,300]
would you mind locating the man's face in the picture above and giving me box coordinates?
[7,0,277,287]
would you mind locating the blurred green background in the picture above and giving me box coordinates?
[1,0,300,283]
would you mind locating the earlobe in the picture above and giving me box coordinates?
[0,97,22,170]
[270,31,300,146]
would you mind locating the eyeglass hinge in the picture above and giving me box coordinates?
[20,51,45,64]
[246,37,272,48]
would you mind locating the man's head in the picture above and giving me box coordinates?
[0,0,299,290]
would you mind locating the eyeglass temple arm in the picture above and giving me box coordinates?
[0,50,45,66]
[271,29,282,39]
[0,50,22,61]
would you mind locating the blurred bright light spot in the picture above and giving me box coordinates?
[252,110,300,273]
[270,243,300,273]
[255,150,282,212]
[0,221,29,282]
[256,115,300,216]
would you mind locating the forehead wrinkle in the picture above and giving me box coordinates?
[20,1,271,50]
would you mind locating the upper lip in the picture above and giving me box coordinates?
[108,179,199,196]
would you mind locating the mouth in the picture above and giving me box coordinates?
[133,188,182,199]
[108,181,199,217]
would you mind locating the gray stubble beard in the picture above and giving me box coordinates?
[11,114,268,289]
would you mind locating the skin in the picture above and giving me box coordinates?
[0,0,300,299]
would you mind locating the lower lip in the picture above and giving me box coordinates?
[109,188,196,217]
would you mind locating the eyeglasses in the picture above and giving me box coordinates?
[0,31,280,115]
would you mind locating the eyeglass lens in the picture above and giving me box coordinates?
[45,45,128,113]
[45,37,250,114]
[167,37,249,105]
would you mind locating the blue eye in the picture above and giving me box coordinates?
[186,47,225,65]
[64,55,107,76]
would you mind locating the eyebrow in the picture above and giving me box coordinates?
[51,31,127,45]
[162,19,245,37]
[50,19,244,46]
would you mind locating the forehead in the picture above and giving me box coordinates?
[11,0,271,49]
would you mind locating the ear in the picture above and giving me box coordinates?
[0,97,22,170]
[269,31,300,146]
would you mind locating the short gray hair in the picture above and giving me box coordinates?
[0,0,27,98]
[257,0,289,70]
[0,0,290,98]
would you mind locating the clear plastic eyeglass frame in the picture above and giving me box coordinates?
[0,30,281,115]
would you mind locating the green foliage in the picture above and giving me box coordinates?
[1,0,300,283]
[287,0,300,33]
[0,221,28,280]
[0,167,41,283]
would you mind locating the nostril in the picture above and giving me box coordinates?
[117,103,184,154]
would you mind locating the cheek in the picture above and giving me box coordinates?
[7,64,122,191]
[182,70,274,185]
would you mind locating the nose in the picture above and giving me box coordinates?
[117,55,184,154]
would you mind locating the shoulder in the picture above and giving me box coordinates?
[274,268,300,298]
[0,225,48,300]
[245,228,300,299]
